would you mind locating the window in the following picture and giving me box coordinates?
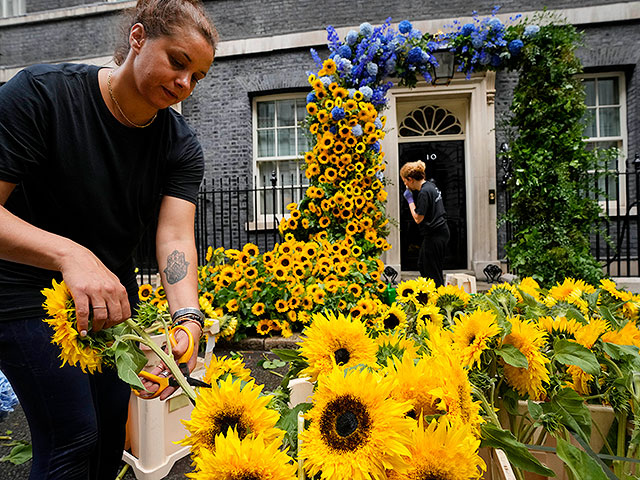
[253,94,310,218]
[582,73,627,209]
[1,0,24,18]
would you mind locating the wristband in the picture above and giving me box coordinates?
[171,307,205,330]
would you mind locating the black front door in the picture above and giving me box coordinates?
[399,141,467,271]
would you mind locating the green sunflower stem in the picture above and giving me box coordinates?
[472,386,501,427]
[614,410,628,477]
[123,318,197,403]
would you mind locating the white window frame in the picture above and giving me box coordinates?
[1,0,24,18]
[251,92,310,225]
[581,72,628,215]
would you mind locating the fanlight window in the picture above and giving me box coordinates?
[399,105,463,137]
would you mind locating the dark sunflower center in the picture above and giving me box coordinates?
[231,473,261,480]
[468,333,477,345]
[334,348,351,365]
[209,412,247,446]
[383,313,400,329]
[416,292,430,304]
[335,411,358,437]
[319,394,372,452]
[406,409,417,420]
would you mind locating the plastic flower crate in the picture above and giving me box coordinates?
[122,319,219,480]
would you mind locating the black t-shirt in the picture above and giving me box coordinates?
[414,180,447,235]
[0,63,204,321]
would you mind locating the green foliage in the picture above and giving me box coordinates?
[503,19,611,285]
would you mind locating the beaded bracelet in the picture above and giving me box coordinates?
[171,307,205,330]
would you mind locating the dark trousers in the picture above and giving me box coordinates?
[417,224,450,287]
[0,317,130,480]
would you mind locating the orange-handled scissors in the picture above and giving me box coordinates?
[134,325,200,399]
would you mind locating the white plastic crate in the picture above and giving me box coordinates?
[122,319,219,480]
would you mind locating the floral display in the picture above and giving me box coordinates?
[38,10,640,479]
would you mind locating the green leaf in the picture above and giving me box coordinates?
[260,359,286,370]
[602,342,640,370]
[547,388,592,443]
[271,348,302,362]
[555,436,610,480]
[276,403,313,454]
[0,441,32,465]
[480,423,556,476]
[528,400,544,420]
[113,340,148,390]
[553,338,600,376]
[496,344,529,368]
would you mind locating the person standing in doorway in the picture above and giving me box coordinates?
[401,160,450,286]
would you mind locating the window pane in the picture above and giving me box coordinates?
[297,127,309,154]
[599,107,620,137]
[598,78,619,106]
[257,129,275,157]
[278,160,298,186]
[583,79,596,107]
[257,101,274,128]
[257,161,276,186]
[582,109,596,138]
[296,99,307,123]
[598,176,618,201]
[276,100,296,127]
[277,127,295,156]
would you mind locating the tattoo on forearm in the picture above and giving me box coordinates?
[164,250,189,284]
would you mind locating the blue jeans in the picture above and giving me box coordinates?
[0,317,131,480]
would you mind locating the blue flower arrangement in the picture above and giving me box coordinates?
[310,18,439,108]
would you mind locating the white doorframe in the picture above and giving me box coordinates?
[380,72,499,278]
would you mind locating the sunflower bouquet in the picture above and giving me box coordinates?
[41,279,201,401]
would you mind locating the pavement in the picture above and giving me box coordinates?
[0,337,297,480]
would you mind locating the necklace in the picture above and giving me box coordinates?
[107,70,157,128]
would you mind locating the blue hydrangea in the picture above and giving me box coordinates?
[471,34,484,49]
[338,58,353,73]
[306,91,316,103]
[331,107,345,121]
[488,18,503,31]
[346,30,359,46]
[508,39,524,55]
[371,141,381,153]
[409,29,422,40]
[490,54,502,67]
[375,170,385,180]
[320,76,332,87]
[385,57,397,71]
[398,20,412,34]
[374,118,383,129]
[407,46,424,64]
[366,62,379,76]
[329,126,337,134]
[360,22,373,37]
[337,44,352,58]
[351,124,363,136]
[479,51,491,65]
[524,24,540,38]
[360,86,373,101]
[461,23,475,36]
[0,371,18,416]
[348,88,356,98]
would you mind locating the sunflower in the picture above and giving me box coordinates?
[395,280,418,302]
[416,304,445,331]
[298,311,378,382]
[275,299,289,313]
[188,429,295,480]
[387,417,485,480]
[42,280,103,374]
[547,277,595,302]
[300,367,413,480]
[432,284,471,322]
[180,377,283,457]
[375,330,419,365]
[256,319,273,336]
[602,320,640,348]
[574,318,610,349]
[203,355,253,385]
[501,317,550,400]
[251,302,266,316]
[487,282,523,307]
[450,309,501,369]
[386,349,482,430]
[518,277,541,300]
[138,283,153,301]
[378,304,408,331]
[538,316,580,338]
[567,364,594,396]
